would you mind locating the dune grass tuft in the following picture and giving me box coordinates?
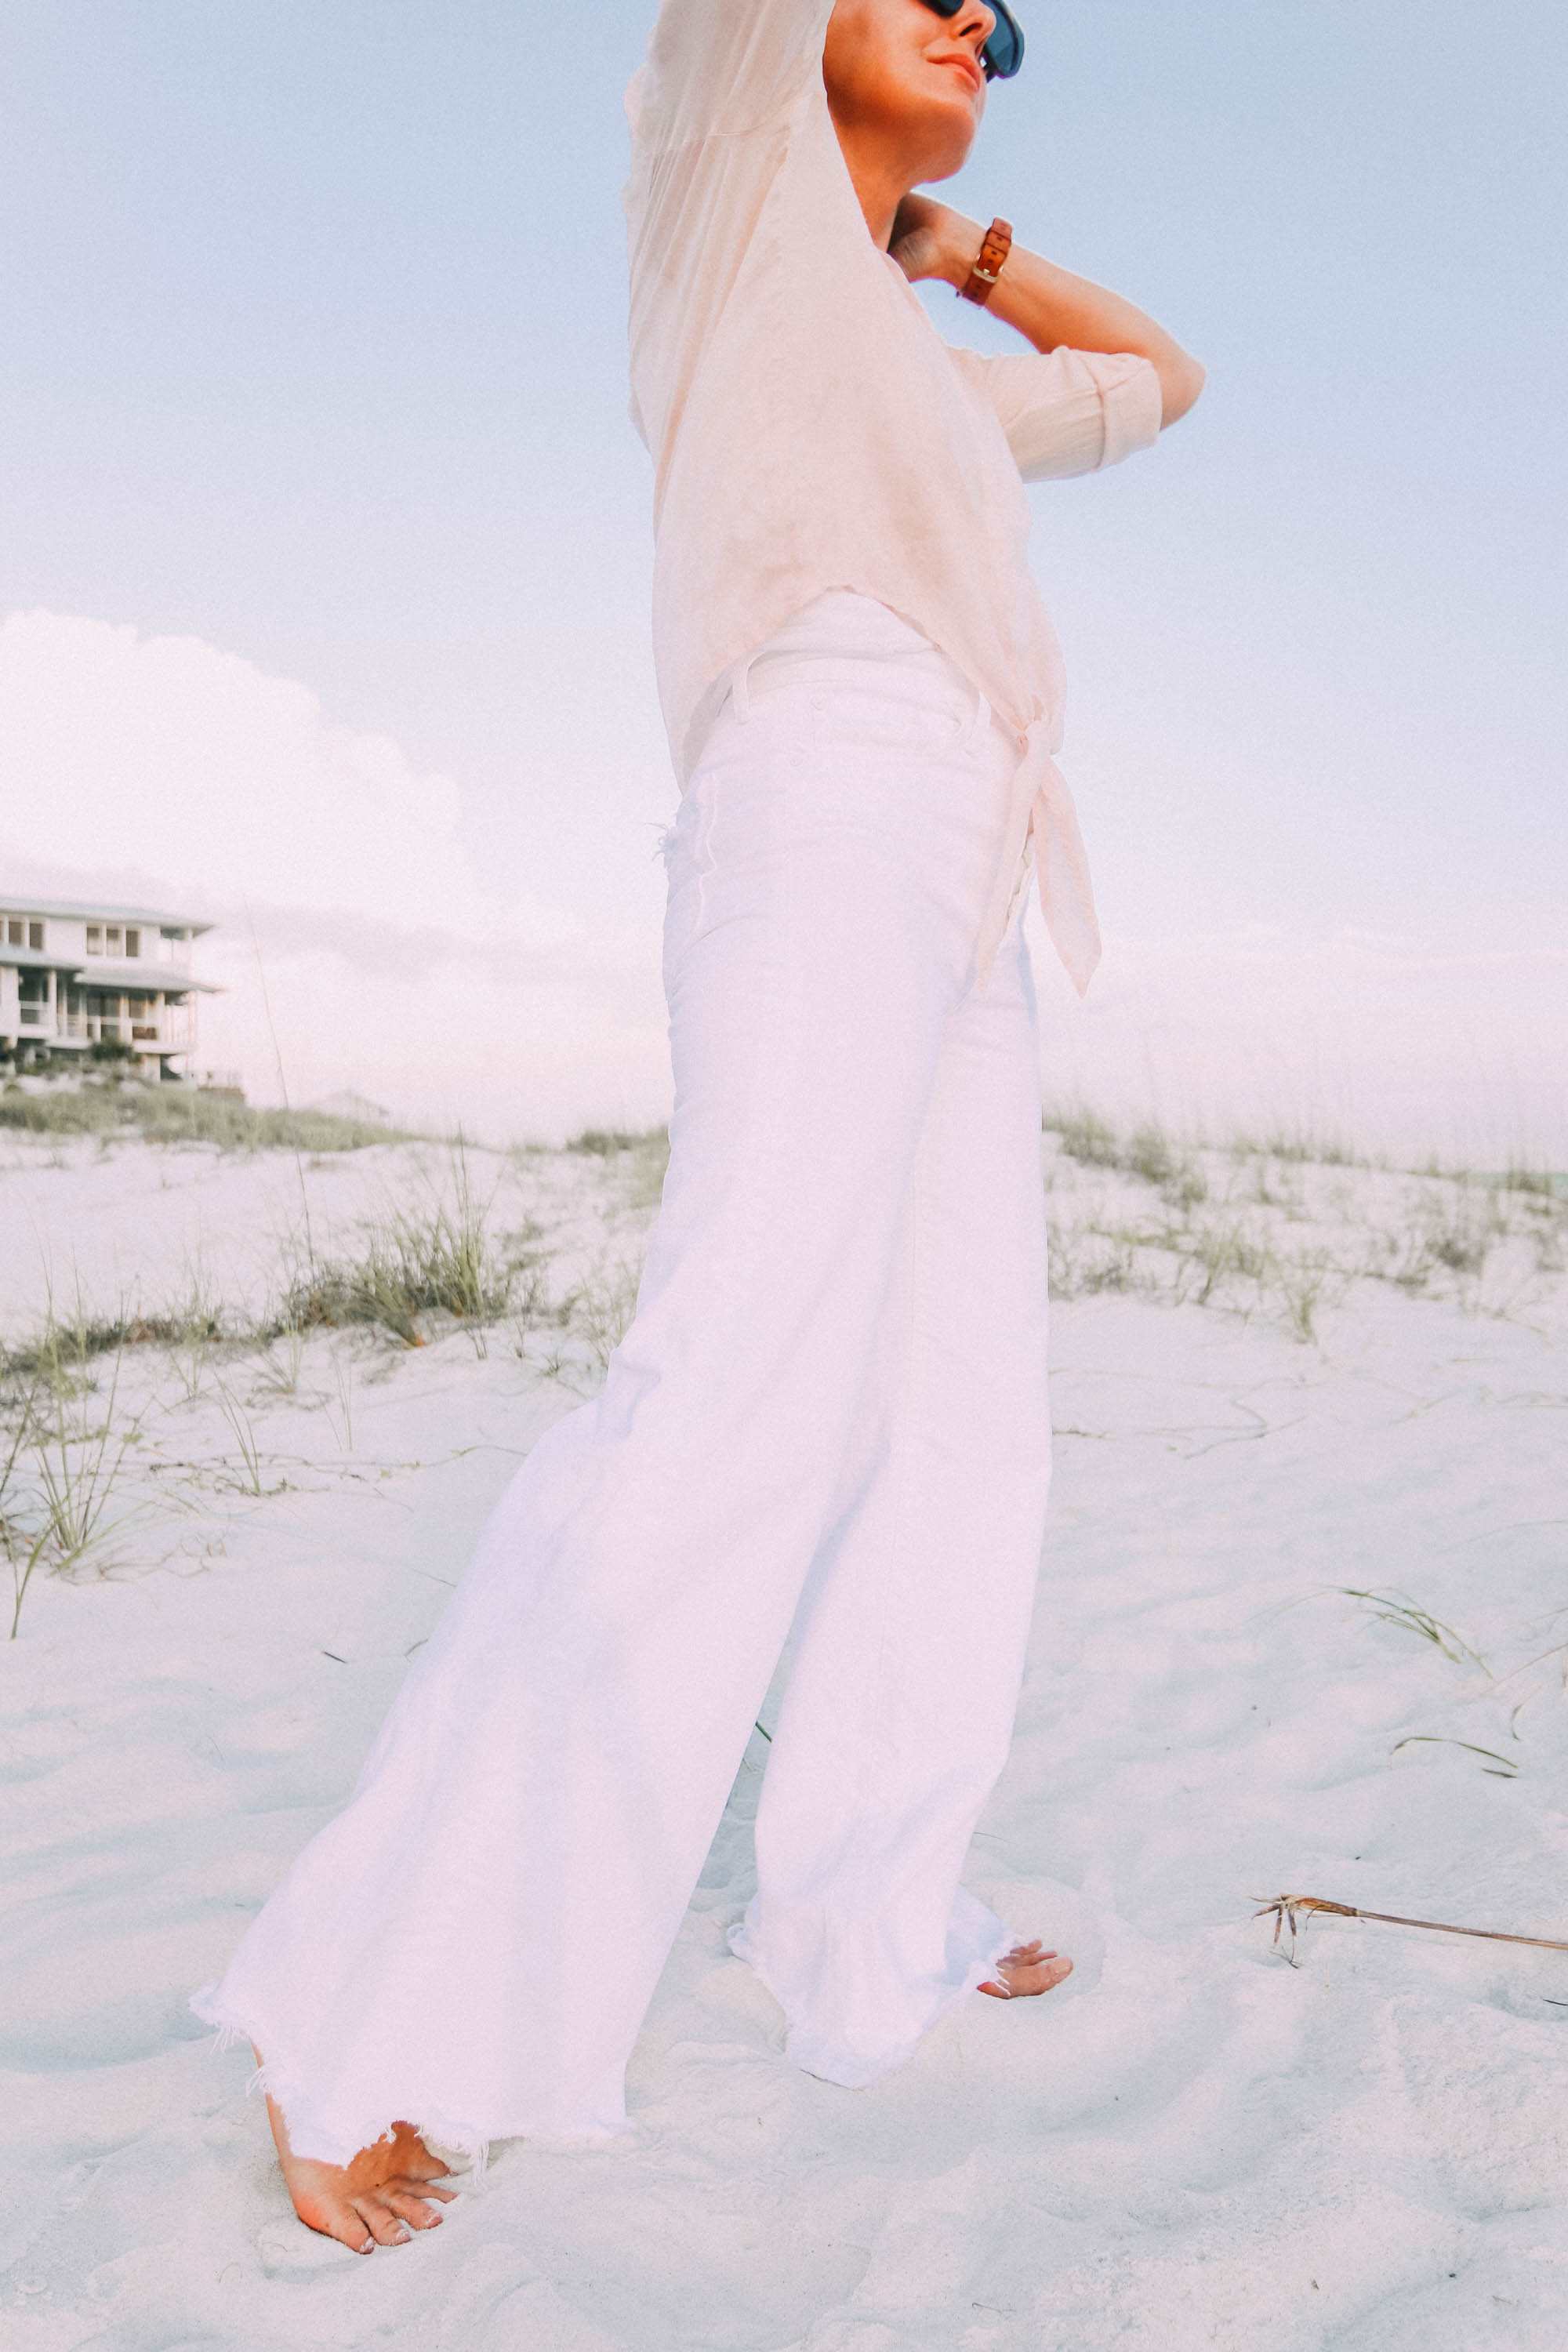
[1047,1106,1121,1169]
[1338,1584,1489,1671]
[0,1079,418,1153]
[1041,1108,1566,1341]
[5,1356,144,1636]
[2,1289,224,1388]
[281,1156,531,1352]
[568,1253,645,1373]
[567,1125,663,1157]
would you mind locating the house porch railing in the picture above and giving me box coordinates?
[9,1008,198,1053]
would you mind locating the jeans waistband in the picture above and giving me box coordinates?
[717,643,993,746]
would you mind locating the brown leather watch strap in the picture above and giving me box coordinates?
[958,216,1013,307]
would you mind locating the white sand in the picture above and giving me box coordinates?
[3,1127,1567,2349]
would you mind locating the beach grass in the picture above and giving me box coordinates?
[212,1381,274,1497]
[1338,1585,1490,1672]
[563,1125,672,1214]
[4,1108,1563,1401]
[1041,1108,1566,1341]
[281,1155,551,1356]
[0,1077,418,1153]
[5,1353,145,1636]
[569,1250,645,1373]
[4,1102,1566,1831]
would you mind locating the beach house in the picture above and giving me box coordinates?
[0,897,220,1080]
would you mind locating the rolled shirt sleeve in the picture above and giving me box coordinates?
[948,346,1163,481]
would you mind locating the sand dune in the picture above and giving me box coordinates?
[3,1122,1566,2348]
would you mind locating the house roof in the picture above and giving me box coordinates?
[1,947,223,993]
[0,896,213,934]
[85,960,222,989]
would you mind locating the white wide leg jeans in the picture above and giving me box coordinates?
[194,593,1054,2168]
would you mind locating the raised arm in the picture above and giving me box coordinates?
[630,0,835,151]
[891,194,1206,428]
[626,0,837,470]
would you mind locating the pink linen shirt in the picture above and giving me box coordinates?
[623,0,1163,989]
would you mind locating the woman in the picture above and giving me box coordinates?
[193,0,1202,2251]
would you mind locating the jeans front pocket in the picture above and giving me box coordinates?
[663,713,804,1011]
[660,774,722,996]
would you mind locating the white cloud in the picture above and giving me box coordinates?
[0,609,488,927]
[0,610,669,1139]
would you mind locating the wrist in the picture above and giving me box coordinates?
[956,217,1014,307]
[933,210,985,289]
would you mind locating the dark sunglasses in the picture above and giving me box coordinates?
[920,0,1025,82]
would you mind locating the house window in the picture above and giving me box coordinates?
[105,926,122,955]
[125,928,140,957]
[86,927,103,953]
[28,920,44,950]
[5,917,22,946]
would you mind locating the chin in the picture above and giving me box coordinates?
[899,85,981,179]
[916,114,980,182]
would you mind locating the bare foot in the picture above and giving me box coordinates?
[252,2046,457,2252]
[978,1940,1073,2000]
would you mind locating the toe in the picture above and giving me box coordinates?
[387,2183,455,2228]
[292,2191,379,2252]
[357,2201,413,2249]
[1018,1954,1073,1994]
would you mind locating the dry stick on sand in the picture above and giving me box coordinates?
[1255,1893,1568,1964]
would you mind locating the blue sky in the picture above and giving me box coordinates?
[1,0,1563,1142]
